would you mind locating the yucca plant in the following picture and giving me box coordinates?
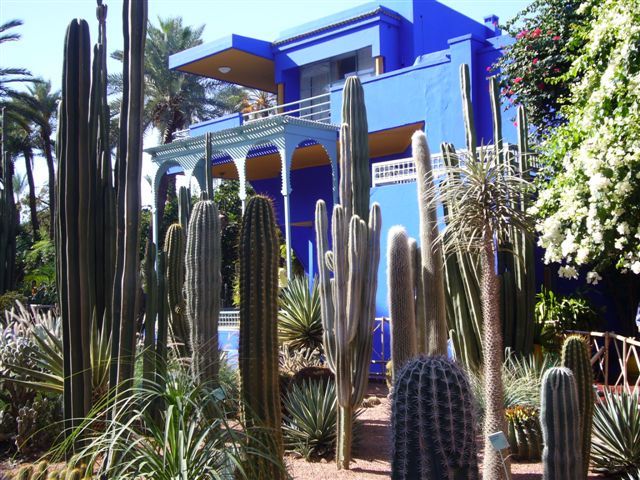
[51,362,286,479]
[591,389,640,477]
[278,275,323,353]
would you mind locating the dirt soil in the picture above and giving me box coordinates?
[287,381,604,480]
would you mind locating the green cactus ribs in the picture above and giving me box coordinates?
[238,195,284,479]
[391,356,479,480]
[185,200,221,387]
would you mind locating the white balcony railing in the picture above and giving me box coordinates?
[242,92,331,124]
[372,155,445,187]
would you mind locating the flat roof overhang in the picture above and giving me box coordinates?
[169,34,277,93]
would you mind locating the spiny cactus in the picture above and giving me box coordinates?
[561,335,594,476]
[392,356,479,480]
[315,76,381,470]
[164,223,189,356]
[185,200,221,386]
[64,469,82,480]
[178,186,191,230]
[505,405,542,461]
[541,367,582,479]
[341,77,369,220]
[1,108,18,295]
[239,195,284,479]
[412,130,447,355]
[15,466,33,480]
[142,236,157,385]
[387,226,417,383]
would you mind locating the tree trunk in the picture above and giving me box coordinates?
[42,132,56,240]
[336,404,353,470]
[481,237,509,480]
[23,148,40,241]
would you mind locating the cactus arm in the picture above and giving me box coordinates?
[338,123,353,219]
[314,200,335,370]
[459,64,477,160]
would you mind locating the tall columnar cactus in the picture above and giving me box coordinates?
[316,76,381,470]
[185,200,221,385]
[392,356,479,480]
[541,367,582,479]
[164,223,189,356]
[412,130,447,355]
[409,238,427,349]
[561,335,594,477]
[387,226,417,382]
[0,108,17,295]
[178,186,191,230]
[238,195,284,479]
[341,76,369,220]
[111,0,147,394]
[142,236,157,385]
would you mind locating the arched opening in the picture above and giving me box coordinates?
[152,160,185,250]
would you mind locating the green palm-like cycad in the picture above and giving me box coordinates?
[278,275,323,353]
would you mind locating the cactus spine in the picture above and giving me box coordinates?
[387,226,417,382]
[239,196,284,479]
[164,223,189,356]
[392,356,479,480]
[185,200,221,385]
[412,130,447,355]
[541,367,582,479]
[315,75,381,470]
[561,335,593,477]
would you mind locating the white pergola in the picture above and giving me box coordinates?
[145,115,339,278]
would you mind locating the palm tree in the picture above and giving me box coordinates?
[0,20,34,101]
[431,147,533,480]
[110,17,240,236]
[22,81,59,240]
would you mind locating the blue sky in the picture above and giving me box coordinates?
[1,0,530,205]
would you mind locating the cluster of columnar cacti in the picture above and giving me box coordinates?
[164,223,189,356]
[315,76,382,470]
[185,200,221,385]
[505,405,542,461]
[561,335,594,476]
[443,66,535,372]
[14,461,91,480]
[540,367,582,479]
[387,226,417,383]
[56,0,147,440]
[0,109,17,296]
[238,195,284,479]
[391,356,479,480]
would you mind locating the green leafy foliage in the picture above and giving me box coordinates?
[591,389,640,477]
[278,275,323,352]
[491,0,592,137]
[22,239,56,304]
[534,288,601,349]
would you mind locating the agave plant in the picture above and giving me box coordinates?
[53,362,285,479]
[278,275,323,353]
[3,302,111,402]
[282,379,360,461]
[591,389,640,477]
[470,351,557,419]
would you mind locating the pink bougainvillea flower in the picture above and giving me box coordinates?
[516,29,528,39]
[533,58,539,65]
[553,35,561,41]
[514,77,523,84]
[531,27,542,38]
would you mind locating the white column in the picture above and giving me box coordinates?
[279,143,294,280]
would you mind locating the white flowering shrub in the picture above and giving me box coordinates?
[535,0,640,281]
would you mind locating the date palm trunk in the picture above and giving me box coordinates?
[481,234,509,480]
[23,147,40,241]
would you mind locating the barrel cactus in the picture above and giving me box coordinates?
[387,226,417,382]
[392,356,479,480]
[561,335,594,475]
[185,200,221,385]
[238,195,284,479]
[541,367,582,479]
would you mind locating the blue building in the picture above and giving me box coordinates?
[145,0,516,319]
